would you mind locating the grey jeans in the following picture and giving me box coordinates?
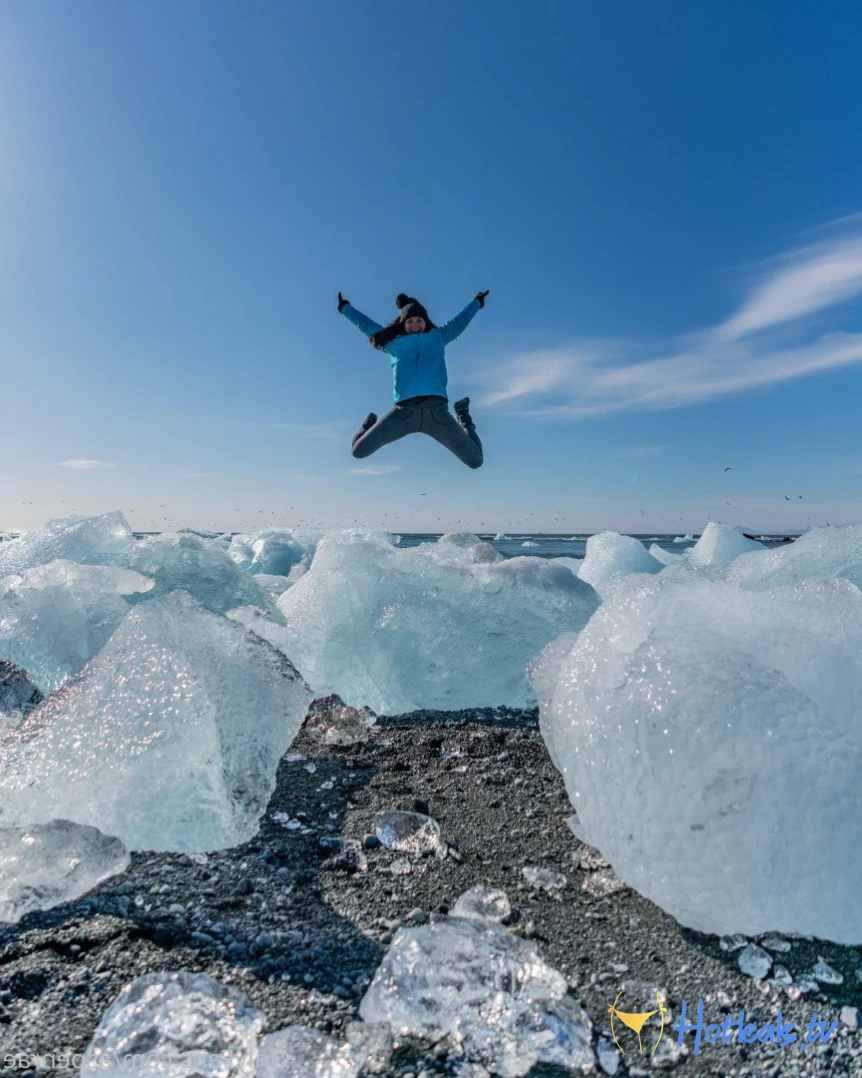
[351,396,483,469]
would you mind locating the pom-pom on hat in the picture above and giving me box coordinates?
[397,293,430,324]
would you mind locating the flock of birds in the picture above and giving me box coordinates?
[9,467,816,534]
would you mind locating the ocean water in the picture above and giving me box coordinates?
[391,532,796,560]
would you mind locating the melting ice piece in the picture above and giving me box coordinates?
[227,528,324,576]
[259,1025,360,1078]
[531,568,862,943]
[374,811,442,856]
[304,694,376,745]
[0,591,311,852]
[0,819,129,923]
[727,523,862,591]
[580,868,626,898]
[577,532,663,596]
[719,934,749,952]
[0,511,134,577]
[80,971,263,1077]
[452,885,511,923]
[687,523,765,568]
[127,533,275,616]
[0,560,153,695]
[522,866,567,894]
[359,915,594,1077]
[0,660,43,722]
[738,944,772,980]
[812,960,843,985]
[760,934,791,953]
[275,530,599,713]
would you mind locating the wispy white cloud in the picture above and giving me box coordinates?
[347,465,399,476]
[58,459,115,470]
[476,219,862,418]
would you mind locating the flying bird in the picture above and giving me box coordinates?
[724,467,732,472]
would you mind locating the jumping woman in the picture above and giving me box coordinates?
[337,290,489,469]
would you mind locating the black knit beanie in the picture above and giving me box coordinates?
[397,293,430,324]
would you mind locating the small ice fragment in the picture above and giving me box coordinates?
[258,1025,360,1078]
[304,694,376,746]
[791,977,821,996]
[284,752,306,762]
[738,943,772,980]
[812,959,843,985]
[319,780,335,790]
[719,934,749,952]
[389,859,412,876]
[374,810,442,856]
[451,886,511,923]
[760,934,791,953]
[80,970,263,1077]
[522,865,567,894]
[841,1005,859,1031]
[304,763,318,774]
[768,965,793,987]
[0,819,129,922]
[359,915,594,1075]
[190,852,208,865]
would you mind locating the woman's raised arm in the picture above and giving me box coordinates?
[439,291,489,346]
[338,292,384,336]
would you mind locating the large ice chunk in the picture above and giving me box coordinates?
[531,572,862,942]
[0,591,311,852]
[275,531,599,713]
[728,523,862,590]
[688,522,765,568]
[0,512,134,576]
[0,560,153,694]
[0,819,129,923]
[359,906,594,1076]
[577,532,663,595]
[127,533,275,616]
[81,971,262,1077]
[227,528,324,577]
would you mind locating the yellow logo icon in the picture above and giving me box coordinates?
[608,989,668,1056]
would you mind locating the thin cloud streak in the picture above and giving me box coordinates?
[58,459,116,470]
[477,221,862,418]
[347,465,399,476]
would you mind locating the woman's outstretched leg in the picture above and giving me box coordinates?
[425,400,483,469]
[351,404,419,459]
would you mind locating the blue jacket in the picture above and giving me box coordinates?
[341,298,481,403]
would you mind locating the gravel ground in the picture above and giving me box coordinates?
[2,708,861,1076]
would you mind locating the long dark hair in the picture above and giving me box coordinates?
[369,293,436,349]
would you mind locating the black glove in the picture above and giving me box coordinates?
[475,290,489,308]
[338,291,349,312]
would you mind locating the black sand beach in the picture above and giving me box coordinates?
[1,709,859,1076]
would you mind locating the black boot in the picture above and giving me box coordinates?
[352,412,377,448]
[454,397,473,427]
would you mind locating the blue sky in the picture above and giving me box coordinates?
[2,0,861,534]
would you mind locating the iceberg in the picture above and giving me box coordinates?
[126,533,276,616]
[688,522,765,568]
[0,511,135,576]
[727,523,862,590]
[275,531,599,713]
[531,569,862,942]
[0,819,129,923]
[227,528,324,577]
[0,560,153,694]
[81,971,263,1078]
[0,591,311,852]
[577,532,663,595]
